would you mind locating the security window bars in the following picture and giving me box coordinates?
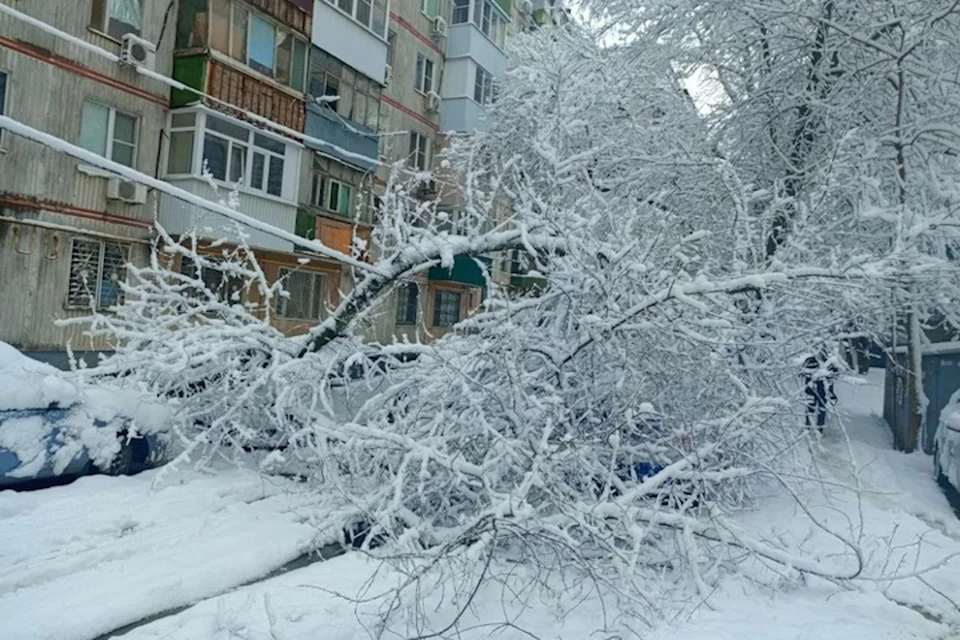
[396,283,419,325]
[433,290,461,327]
[277,268,325,320]
[67,239,129,309]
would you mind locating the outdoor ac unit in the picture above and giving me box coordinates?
[120,33,156,70]
[426,90,441,113]
[431,16,448,38]
[520,0,534,13]
[384,64,393,87]
[107,178,148,204]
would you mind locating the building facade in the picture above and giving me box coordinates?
[0,0,557,364]
[0,0,175,366]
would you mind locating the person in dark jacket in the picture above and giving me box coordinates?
[801,351,839,431]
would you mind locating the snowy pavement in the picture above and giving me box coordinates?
[0,465,328,640]
[2,372,959,640]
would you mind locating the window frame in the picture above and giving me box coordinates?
[179,255,246,306]
[90,0,142,40]
[325,0,388,38]
[168,111,290,200]
[209,0,308,91]
[414,53,435,94]
[308,49,382,131]
[452,0,470,23]
[80,100,139,169]
[433,289,462,327]
[66,238,130,310]
[474,65,494,105]
[408,132,430,171]
[395,283,419,325]
[277,267,326,320]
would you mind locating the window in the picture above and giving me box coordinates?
[326,0,387,37]
[474,66,494,105]
[309,155,374,223]
[433,290,461,327]
[80,101,138,168]
[396,284,419,325]
[208,1,307,90]
[167,112,196,174]
[471,0,506,47]
[386,31,396,67]
[171,112,286,197]
[309,50,382,130]
[67,239,129,309]
[414,54,434,93]
[180,257,245,305]
[422,0,441,18]
[452,0,470,23]
[277,268,326,320]
[409,132,430,171]
[90,0,142,39]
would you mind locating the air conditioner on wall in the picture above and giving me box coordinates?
[431,16,448,38]
[120,33,156,70]
[107,178,148,204]
[384,64,393,86]
[426,90,441,113]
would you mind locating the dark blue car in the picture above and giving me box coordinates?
[0,342,169,489]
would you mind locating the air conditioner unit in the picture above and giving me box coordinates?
[431,16,448,38]
[384,64,393,87]
[107,178,148,204]
[426,90,441,113]
[520,0,534,13]
[120,33,156,70]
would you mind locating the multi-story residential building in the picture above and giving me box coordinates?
[0,0,176,366]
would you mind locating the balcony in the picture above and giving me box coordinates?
[304,104,378,171]
[312,0,388,86]
[428,255,492,287]
[446,22,507,77]
[440,96,489,133]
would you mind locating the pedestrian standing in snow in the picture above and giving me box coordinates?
[801,351,839,431]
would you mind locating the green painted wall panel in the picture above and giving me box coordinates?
[171,55,207,108]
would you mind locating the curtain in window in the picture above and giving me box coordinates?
[80,102,109,157]
[110,0,142,29]
[249,16,276,74]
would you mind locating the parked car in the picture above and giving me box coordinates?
[0,341,170,489]
[935,390,960,493]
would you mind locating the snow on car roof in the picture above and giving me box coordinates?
[0,341,82,411]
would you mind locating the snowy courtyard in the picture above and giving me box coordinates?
[2,372,958,640]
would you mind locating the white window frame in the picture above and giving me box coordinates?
[277,267,326,320]
[451,0,470,24]
[325,0,389,38]
[182,112,289,200]
[414,53,435,94]
[474,65,494,105]
[409,132,430,171]
[90,0,142,40]
[66,238,130,310]
[80,100,139,169]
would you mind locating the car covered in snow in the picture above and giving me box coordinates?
[0,341,171,489]
[935,390,960,493]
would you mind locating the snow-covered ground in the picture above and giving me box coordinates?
[2,372,958,640]
[0,465,328,640]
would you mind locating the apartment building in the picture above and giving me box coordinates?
[0,0,176,366]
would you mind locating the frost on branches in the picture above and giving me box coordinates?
[72,18,960,633]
